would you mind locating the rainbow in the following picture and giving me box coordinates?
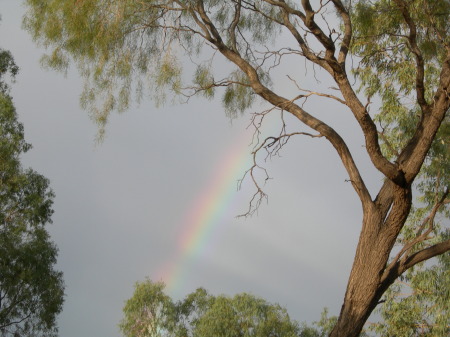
[156,132,252,295]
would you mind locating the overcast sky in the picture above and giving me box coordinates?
[2,2,383,336]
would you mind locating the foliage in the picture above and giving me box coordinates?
[119,280,176,337]
[370,232,450,336]
[23,0,278,135]
[351,0,449,212]
[120,279,301,337]
[0,50,64,336]
[0,49,19,95]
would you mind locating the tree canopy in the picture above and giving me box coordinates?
[120,279,302,337]
[23,1,449,336]
[0,48,64,337]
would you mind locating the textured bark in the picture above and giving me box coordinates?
[330,184,413,337]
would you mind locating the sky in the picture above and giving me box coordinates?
[2,2,382,336]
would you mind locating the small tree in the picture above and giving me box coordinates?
[119,280,176,337]
[24,1,449,335]
[0,48,64,337]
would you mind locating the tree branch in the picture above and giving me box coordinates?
[287,75,347,106]
[378,238,450,300]
[397,50,450,182]
[386,188,449,272]
[228,0,242,53]
[334,76,404,184]
[194,1,225,45]
[274,0,403,184]
[401,239,450,272]
[331,0,352,65]
[279,9,331,71]
[300,0,336,60]
[187,3,373,207]
[392,0,428,111]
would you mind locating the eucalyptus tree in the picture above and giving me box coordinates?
[119,280,176,337]
[0,49,64,336]
[120,279,301,337]
[24,1,449,336]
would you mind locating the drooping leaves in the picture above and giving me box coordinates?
[24,0,283,134]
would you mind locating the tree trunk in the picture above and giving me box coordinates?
[329,183,412,337]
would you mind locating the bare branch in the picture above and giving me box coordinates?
[287,75,347,105]
[238,124,322,217]
[179,79,249,100]
[237,151,270,217]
